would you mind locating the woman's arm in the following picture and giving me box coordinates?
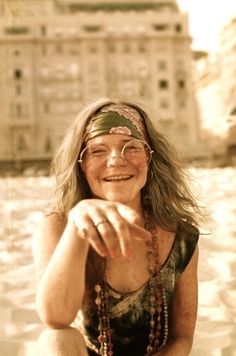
[32,213,89,328]
[155,246,199,356]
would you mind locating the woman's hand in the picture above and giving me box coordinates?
[68,199,151,259]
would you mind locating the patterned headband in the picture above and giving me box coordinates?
[83,104,148,142]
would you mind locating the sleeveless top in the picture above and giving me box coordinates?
[74,222,199,356]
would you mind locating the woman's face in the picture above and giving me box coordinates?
[80,134,150,209]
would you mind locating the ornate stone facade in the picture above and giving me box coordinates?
[0,0,200,164]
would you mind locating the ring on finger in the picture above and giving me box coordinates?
[94,220,109,228]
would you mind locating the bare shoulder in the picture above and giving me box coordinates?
[32,212,66,278]
[33,212,66,244]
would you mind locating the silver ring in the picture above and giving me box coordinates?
[94,220,109,228]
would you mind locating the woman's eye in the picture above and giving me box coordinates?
[125,144,142,151]
[90,147,107,156]
[129,145,140,150]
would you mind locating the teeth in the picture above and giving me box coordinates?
[105,175,132,181]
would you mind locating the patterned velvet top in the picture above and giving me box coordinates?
[74,222,199,356]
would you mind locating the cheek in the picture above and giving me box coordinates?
[137,164,149,184]
[84,170,94,186]
[83,165,101,188]
[81,161,96,180]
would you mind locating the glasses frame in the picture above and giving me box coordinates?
[78,138,154,165]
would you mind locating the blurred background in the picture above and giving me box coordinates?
[0,0,236,355]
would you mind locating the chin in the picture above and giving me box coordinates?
[105,194,131,203]
[105,192,140,207]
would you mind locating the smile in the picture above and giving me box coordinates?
[103,175,133,182]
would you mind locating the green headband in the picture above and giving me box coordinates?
[84,105,147,142]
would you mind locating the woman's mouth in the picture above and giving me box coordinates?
[103,175,134,182]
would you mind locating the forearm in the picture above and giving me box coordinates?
[153,336,193,356]
[36,221,89,327]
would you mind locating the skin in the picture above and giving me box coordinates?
[33,134,198,355]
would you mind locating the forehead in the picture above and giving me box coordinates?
[86,134,133,146]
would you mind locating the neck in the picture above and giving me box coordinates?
[128,202,146,229]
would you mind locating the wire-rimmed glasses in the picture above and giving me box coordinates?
[78,139,153,165]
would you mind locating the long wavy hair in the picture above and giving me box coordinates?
[51,97,203,289]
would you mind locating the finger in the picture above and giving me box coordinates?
[87,209,122,258]
[87,227,109,257]
[105,207,132,258]
[95,221,121,259]
[71,212,109,257]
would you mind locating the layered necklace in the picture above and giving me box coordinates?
[94,214,168,356]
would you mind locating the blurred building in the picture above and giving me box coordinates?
[0,0,201,167]
[219,17,236,163]
[193,52,227,162]
[219,17,236,116]
[193,16,236,164]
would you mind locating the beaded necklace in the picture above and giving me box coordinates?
[94,215,168,356]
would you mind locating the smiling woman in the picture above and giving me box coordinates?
[32,98,203,356]
[78,136,151,206]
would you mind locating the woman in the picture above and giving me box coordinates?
[33,98,201,356]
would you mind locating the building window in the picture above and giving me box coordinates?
[18,134,28,151]
[45,135,52,152]
[68,44,79,55]
[89,60,99,74]
[16,84,21,95]
[55,44,63,54]
[179,124,189,139]
[139,83,149,98]
[14,69,22,79]
[89,44,98,53]
[123,42,131,53]
[44,103,50,113]
[176,59,186,76]
[83,25,101,32]
[41,45,47,56]
[159,79,169,90]
[5,26,29,35]
[41,25,47,36]
[153,24,168,31]
[107,42,115,53]
[16,104,22,117]
[14,49,20,56]
[158,60,167,71]
[160,98,169,109]
[178,99,186,109]
[178,79,185,89]
[11,103,22,117]
[175,24,182,33]
[138,42,146,53]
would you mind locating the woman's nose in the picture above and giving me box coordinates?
[107,151,126,167]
